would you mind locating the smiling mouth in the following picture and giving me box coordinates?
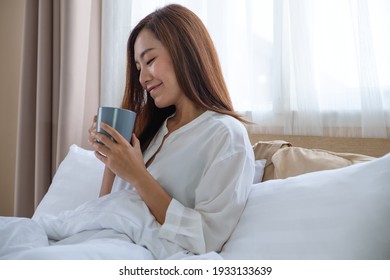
[147,83,162,94]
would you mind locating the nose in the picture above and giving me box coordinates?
[139,67,152,89]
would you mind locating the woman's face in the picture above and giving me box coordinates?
[134,28,184,109]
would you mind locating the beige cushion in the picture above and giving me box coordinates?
[252,140,291,181]
[272,147,375,179]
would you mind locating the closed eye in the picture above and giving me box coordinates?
[147,57,156,66]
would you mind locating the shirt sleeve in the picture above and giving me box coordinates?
[158,150,255,254]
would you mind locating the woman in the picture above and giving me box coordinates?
[89,4,254,255]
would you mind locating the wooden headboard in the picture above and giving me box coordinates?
[248,134,390,157]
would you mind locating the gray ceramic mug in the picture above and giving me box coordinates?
[96,106,136,142]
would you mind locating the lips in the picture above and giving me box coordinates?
[147,83,162,94]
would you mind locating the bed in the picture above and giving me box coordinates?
[1,134,389,260]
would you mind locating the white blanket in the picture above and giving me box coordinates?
[1,190,221,260]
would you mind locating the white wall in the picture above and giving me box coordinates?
[0,0,25,216]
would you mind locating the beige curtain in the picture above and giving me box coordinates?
[14,0,101,217]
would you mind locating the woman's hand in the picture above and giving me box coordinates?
[89,118,171,224]
[91,123,147,185]
[88,115,98,145]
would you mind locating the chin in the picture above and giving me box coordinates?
[153,99,172,109]
[153,101,165,109]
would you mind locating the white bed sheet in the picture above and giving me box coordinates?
[1,145,389,260]
[0,145,223,260]
[0,217,153,259]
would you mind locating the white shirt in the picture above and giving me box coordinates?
[114,110,255,254]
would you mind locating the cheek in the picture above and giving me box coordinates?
[153,56,182,93]
[156,56,175,77]
[158,63,174,79]
[158,73,180,96]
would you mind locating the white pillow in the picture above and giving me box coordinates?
[221,153,390,260]
[253,159,266,183]
[33,145,104,220]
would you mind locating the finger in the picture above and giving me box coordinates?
[93,130,114,148]
[88,128,98,144]
[88,126,97,135]
[88,116,97,133]
[88,134,95,145]
[92,140,110,156]
[131,133,140,149]
[100,123,126,144]
[94,150,108,164]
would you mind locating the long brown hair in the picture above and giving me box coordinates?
[122,4,246,151]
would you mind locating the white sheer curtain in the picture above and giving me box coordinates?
[101,0,390,138]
